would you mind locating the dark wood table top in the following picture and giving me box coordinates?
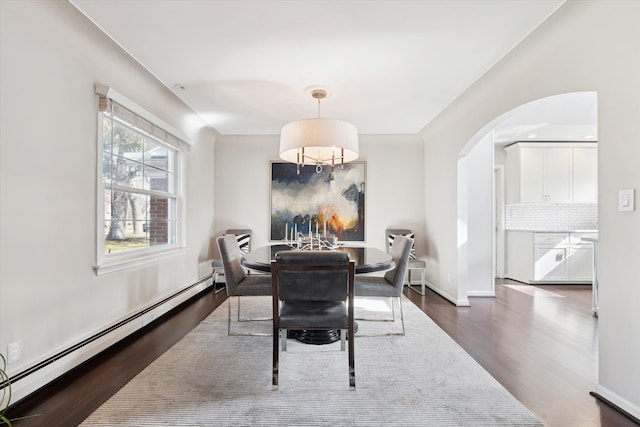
[242,244,395,274]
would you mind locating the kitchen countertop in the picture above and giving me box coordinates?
[506,229,598,233]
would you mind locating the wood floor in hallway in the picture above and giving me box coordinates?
[405,279,638,427]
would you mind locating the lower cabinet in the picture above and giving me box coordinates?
[566,238,595,281]
[507,231,595,284]
[534,244,568,281]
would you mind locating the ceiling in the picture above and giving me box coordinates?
[70,0,595,143]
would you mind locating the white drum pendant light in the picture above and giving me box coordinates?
[279,89,359,176]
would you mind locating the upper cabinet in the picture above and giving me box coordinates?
[505,142,597,204]
[520,146,572,202]
[572,147,598,203]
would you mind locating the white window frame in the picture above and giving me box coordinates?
[94,85,190,275]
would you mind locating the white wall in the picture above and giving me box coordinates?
[0,1,215,401]
[214,134,425,255]
[420,0,640,417]
[462,133,494,297]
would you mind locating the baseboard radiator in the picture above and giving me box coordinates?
[3,274,214,406]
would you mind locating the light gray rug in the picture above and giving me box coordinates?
[81,296,541,426]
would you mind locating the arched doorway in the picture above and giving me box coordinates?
[457,92,598,301]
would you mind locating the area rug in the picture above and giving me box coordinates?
[81,296,541,426]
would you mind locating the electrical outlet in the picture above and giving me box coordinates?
[7,341,22,363]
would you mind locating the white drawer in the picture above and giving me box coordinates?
[534,232,570,245]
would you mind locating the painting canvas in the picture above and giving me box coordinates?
[270,162,365,242]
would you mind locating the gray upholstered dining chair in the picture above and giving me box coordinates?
[271,250,356,389]
[355,234,413,336]
[212,229,253,293]
[216,234,272,336]
[386,228,427,295]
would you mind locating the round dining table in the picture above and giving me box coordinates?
[241,244,395,344]
[242,244,395,274]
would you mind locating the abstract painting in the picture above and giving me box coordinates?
[270,161,365,242]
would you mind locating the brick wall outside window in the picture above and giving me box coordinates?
[149,177,169,244]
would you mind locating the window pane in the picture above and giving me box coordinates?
[113,125,144,157]
[148,196,175,246]
[104,189,176,254]
[102,118,113,154]
[104,123,176,194]
[112,154,144,188]
[124,194,148,221]
[144,140,170,171]
[145,165,172,193]
[102,153,115,183]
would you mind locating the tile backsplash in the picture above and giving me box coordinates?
[505,203,598,231]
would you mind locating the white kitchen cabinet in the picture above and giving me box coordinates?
[506,231,534,283]
[506,231,595,283]
[567,233,597,281]
[534,246,568,281]
[518,147,545,202]
[505,143,597,203]
[544,148,572,202]
[534,233,570,281]
[572,147,598,203]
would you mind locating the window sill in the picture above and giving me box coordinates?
[94,247,187,276]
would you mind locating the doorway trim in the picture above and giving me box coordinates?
[494,164,506,279]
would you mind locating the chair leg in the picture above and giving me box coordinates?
[212,269,225,294]
[227,297,232,335]
[398,296,406,336]
[407,268,426,296]
[355,296,405,337]
[355,297,395,322]
[237,296,272,322]
[227,296,271,337]
[272,327,279,390]
[348,326,355,388]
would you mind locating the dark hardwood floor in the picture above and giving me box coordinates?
[406,279,638,427]
[5,287,228,426]
[6,280,638,426]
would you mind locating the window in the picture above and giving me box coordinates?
[95,86,188,274]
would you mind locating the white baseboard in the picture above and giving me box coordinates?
[7,320,141,408]
[467,290,496,297]
[594,384,640,420]
[422,281,470,307]
[198,259,214,278]
[5,275,213,407]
